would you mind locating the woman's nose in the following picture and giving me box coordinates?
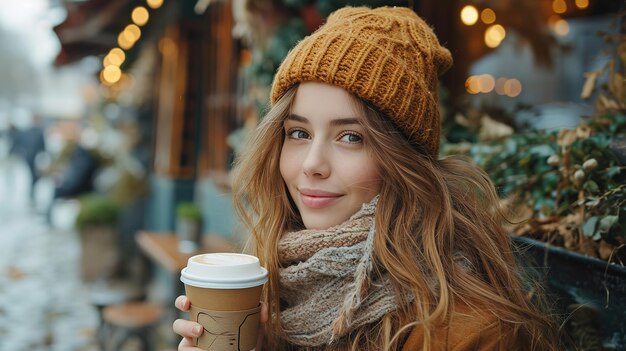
[302,142,330,178]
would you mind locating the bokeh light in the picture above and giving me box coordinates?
[461,5,479,26]
[131,6,149,26]
[504,79,522,97]
[481,8,496,24]
[575,0,589,9]
[123,24,141,42]
[484,24,506,48]
[552,0,567,14]
[102,65,122,85]
[553,19,570,36]
[107,48,126,66]
[146,0,164,9]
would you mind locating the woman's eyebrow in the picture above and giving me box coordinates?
[286,113,361,126]
[286,113,308,123]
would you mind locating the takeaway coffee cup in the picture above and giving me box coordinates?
[180,253,268,351]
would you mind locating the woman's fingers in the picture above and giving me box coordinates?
[174,318,204,351]
[173,296,202,350]
[178,336,203,351]
[173,318,203,339]
[175,295,191,312]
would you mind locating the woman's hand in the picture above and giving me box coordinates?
[172,296,203,351]
[172,296,268,351]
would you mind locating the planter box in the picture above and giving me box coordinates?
[513,236,626,349]
[176,218,202,253]
[80,225,120,282]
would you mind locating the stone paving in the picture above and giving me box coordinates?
[0,157,99,351]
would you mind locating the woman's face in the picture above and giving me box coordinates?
[280,82,382,230]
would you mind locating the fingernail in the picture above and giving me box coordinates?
[193,326,203,336]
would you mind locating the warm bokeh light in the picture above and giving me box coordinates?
[102,65,122,84]
[504,79,522,97]
[478,74,495,93]
[552,0,567,14]
[467,75,523,96]
[495,77,507,95]
[553,19,570,36]
[484,24,506,48]
[466,75,498,94]
[123,24,141,42]
[575,0,589,9]
[146,0,164,9]
[132,6,149,26]
[465,76,479,94]
[107,48,125,66]
[480,8,496,24]
[118,33,134,50]
[461,5,479,26]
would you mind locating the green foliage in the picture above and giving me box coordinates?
[176,202,203,221]
[75,194,120,231]
[469,113,626,250]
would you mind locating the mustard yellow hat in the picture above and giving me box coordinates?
[271,6,452,155]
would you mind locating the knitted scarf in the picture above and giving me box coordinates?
[277,196,410,347]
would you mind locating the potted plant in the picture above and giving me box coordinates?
[75,193,121,282]
[175,202,203,253]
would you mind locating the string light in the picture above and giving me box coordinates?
[552,0,567,14]
[553,19,570,36]
[495,77,507,95]
[118,32,134,50]
[575,0,589,9]
[478,74,495,93]
[107,48,126,66]
[465,76,480,94]
[132,6,149,26]
[466,76,522,97]
[102,2,155,87]
[480,8,496,24]
[123,24,141,42]
[503,79,522,97]
[102,65,122,85]
[460,5,479,26]
[146,0,163,9]
[484,24,506,48]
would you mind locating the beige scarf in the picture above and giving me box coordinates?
[278,196,410,347]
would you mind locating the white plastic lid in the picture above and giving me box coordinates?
[180,253,268,289]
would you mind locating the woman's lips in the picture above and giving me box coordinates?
[299,189,342,208]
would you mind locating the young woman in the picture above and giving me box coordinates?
[174,6,561,350]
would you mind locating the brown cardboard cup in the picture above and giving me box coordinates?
[181,253,268,351]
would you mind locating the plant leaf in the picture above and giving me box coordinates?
[607,166,622,178]
[581,71,599,99]
[583,180,599,193]
[598,215,618,237]
[582,216,599,239]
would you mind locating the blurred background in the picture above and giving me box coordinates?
[0,0,623,350]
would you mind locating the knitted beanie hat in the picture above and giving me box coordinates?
[271,6,452,155]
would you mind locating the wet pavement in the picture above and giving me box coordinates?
[0,156,99,351]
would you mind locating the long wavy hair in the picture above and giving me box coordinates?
[232,85,561,350]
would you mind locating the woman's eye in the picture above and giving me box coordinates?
[288,129,310,139]
[339,132,363,143]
